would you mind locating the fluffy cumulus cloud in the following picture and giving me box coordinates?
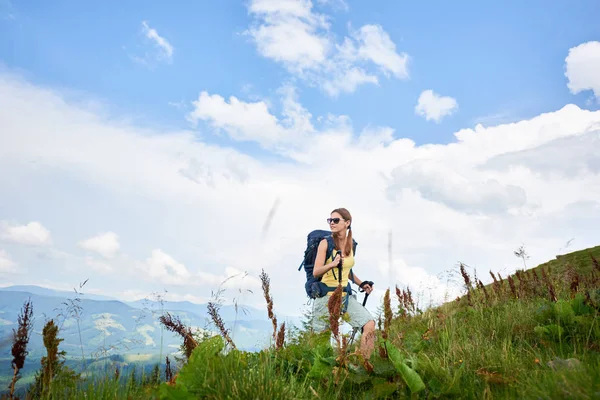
[186,84,316,155]
[244,0,409,96]
[78,232,120,259]
[1,65,600,316]
[415,89,459,122]
[565,41,600,100]
[146,249,191,285]
[0,221,52,246]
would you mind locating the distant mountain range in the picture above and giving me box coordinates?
[0,285,302,383]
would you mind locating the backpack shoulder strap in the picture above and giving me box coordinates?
[325,235,336,260]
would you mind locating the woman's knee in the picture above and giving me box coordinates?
[363,319,375,332]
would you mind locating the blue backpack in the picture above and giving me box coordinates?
[298,229,357,299]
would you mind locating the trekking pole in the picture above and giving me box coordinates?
[337,250,343,286]
[347,288,371,349]
[348,281,373,348]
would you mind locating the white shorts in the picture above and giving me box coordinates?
[311,293,373,332]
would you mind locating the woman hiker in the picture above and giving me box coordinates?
[311,207,376,360]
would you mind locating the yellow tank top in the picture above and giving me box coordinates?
[320,249,355,297]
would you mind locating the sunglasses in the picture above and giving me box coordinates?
[327,218,343,224]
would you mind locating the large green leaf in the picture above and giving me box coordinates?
[158,383,194,400]
[307,352,335,379]
[383,340,426,393]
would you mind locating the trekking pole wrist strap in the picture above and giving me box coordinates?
[359,280,374,292]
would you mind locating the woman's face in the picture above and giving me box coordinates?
[328,212,349,234]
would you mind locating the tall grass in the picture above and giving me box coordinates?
[3,246,600,399]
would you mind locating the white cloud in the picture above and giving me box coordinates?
[141,21,174,63]
[0,249,17,273]
[186,84,313,153]
[78,232,120,259]
[0,221,52,246]
[347,24,409,79]
[565,41,600,100]
[145,249,191,285]
[187,91,284,146]
[244,0,408,96]
[315,0,348,11]
[85,256,115,274]
[1,69,600,317]
[415,89,458,122]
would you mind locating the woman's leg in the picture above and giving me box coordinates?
[345,295,375,359]
[360,320,375,359]
[311,296,330,332]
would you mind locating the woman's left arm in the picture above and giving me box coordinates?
[348,270,373,294]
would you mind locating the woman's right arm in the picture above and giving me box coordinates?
[313,239,339,277]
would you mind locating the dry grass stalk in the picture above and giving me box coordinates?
[395,285,407,318]
[406,287,415,313]
[477,280,490,305]
[165,356,173,383]
[276,322,286,350]
[260,269,278,343]
[460,263,473,306]
[397,286,416,316]
[515,270,528,298]
[159,312,200,360]
[460,263,473,289]
[565,264,580,298]
[489,271,501,297]
[383,288,392,340]
[541,268,558,302]
[9,298,34,400]
[207,302,237,350]
[532,270,542,297]
[333,335,350,385]
[328,285,343,346]
[591,254,600,273]
[507,275,517,299]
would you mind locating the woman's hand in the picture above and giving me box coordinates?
[362,283,373,294]
[332,253,341,268]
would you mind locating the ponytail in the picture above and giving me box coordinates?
[345,226,353,256]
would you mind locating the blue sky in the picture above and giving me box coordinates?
[2,0,598,150]
[1,0,600,319]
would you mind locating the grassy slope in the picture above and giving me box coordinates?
[535,244,600,276]
[4,245,600,399]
